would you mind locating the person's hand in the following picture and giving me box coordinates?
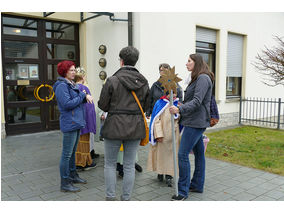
[86,94,93,104]
[169,106,179,114]
[101,115,105,120]
[178,102,182,106]
[156,137,163,143]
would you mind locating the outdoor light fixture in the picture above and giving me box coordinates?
[99,58,107,67]
[99,45,107,54]
[99,71,107,80]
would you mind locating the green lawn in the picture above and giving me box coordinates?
[205,126,284,176]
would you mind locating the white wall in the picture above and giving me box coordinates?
[85,12,128,105]
[133,12,284,115]
[84,12,284,116]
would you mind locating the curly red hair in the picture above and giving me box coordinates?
[57,60,75,77]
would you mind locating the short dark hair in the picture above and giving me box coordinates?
[159,63,171,71]
[119,46,139,66]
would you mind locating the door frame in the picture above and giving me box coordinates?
[1,14,80,135]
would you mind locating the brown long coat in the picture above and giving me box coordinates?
[147,106,180,177]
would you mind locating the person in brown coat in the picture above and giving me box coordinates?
[98,46,150,201]
[147,92,180,187]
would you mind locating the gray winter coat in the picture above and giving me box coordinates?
[178,74,212,128]
[98,66,150,140]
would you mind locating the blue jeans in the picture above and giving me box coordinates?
[104,139,140,200]
[59,129,80,179]
[178,126,206,197]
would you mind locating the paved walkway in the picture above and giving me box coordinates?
[1,130,284,201]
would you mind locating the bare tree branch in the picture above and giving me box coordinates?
[252,35,284,86]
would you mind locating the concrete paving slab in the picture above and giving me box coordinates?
[2,130,284,201]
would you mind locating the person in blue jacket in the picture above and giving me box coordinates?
[169,54,214,201]
[53,60,93,192]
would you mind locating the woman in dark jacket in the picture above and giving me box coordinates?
[146,63,183,118]
[98,46,150,201]
[169,54,214,201]
[53,60,93,192]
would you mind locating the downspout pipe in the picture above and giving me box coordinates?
[128,12,133,46]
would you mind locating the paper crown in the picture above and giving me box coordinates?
[75,67,86,76]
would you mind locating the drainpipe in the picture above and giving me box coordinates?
[128,12,133,46]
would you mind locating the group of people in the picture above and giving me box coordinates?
[53,46,214,201]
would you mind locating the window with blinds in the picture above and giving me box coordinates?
[196,27,217,95]
[226,33,244,97]
[196,27,217,44]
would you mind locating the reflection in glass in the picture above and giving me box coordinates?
[2,17,37,37]
[47,44,76,60]
[46,22,75,40]
[4,41,38,58]
[49,105,60,121]
[226,77,241,97]
[3,26,37,37]
[199,52,214,73]
[3,16,37,28]
[7,106,41,124]
[5,64,39,80]
[48,65,59,80]
[6,85,40,102]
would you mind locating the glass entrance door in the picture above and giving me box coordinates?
[1,14,79,135]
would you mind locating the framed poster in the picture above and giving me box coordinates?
[18,64,29,79]
[29,65,39,79]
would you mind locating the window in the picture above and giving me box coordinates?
[226,33,244,98]
[2,16,37,37]
[196,27,217,95]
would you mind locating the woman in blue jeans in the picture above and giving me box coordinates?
[169,54,214,201]
[53,60,93,192]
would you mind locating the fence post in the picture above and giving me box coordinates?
[277,98,281,129]
[239,96,242,124]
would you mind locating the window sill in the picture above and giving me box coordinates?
[225,96,240,103]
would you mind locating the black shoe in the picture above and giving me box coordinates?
[116,163,124,178]
[157,174,163,182]
[60,178,80,192]
[84,162,97,171]
[165,175,173,187]
[76,166,85,171]
[189,186,203,193]
[171,194,187,201]
[70,171,87,184]
[118,170,124,178]
[99,136,104,141]
[135,163,143,172]
[90,150,100,159]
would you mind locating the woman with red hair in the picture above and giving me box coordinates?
[53,60,93,192]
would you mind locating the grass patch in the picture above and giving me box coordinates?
[205,126,284,176]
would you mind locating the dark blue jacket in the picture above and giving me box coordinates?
[53,77,86,133]
[178,74,212,128]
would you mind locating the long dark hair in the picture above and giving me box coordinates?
[189,54,214,85]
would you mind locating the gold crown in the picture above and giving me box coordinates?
[75,67,86,76]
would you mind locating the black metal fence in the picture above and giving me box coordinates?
[239,97,284,129]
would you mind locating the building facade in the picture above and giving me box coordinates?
[1,12,284,138]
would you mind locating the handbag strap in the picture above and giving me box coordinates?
[131,91,147,127]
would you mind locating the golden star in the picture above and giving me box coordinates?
[158,66,182,94]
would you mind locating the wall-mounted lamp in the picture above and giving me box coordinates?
[99,71,107,80]
[99,58,107,68]
[99,45,107,54]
